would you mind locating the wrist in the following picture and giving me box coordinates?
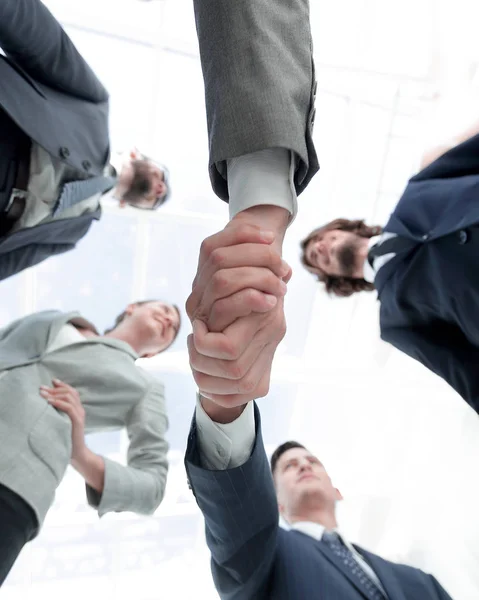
[200,395,247,424]
[71,445,91,469]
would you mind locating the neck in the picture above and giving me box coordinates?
[104,323,144,355]
[288,507,338,530]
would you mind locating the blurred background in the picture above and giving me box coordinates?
[2,0,479,598]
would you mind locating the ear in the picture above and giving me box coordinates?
[334,488,343,501]
[125,303,136,316]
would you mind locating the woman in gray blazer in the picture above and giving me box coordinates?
[0,300,180,585]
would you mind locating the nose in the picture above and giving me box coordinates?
[298,460,313,473]
[316,241,327,255]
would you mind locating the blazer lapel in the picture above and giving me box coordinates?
[356,547,408,600]
[313,537,372,598]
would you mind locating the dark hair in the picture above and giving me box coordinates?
[270,441,306,477]
[105,300,181,352]
[123,157,171,210]
[300,218,382,297]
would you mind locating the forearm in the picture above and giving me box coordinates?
[71,448,105,494]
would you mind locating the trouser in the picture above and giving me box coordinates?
[0,482,38,587]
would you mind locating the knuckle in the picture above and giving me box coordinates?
[277,321,287,340]
[221,339,241,360]
[209,248,225,268]
[268,247,282,267]
[200,238,215,258]
[211,271,229,293]
[258,381,270,398]
[239,376,257,394]
[225,361,245,380]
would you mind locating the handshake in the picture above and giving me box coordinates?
[186,206,292,423]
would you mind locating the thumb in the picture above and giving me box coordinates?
[192,319,209,346]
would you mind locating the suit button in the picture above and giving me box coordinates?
[422,234,429,241]
[310,107,316,128]
[458,229,468,244]
[82,160,91,171]
[59,146,70,159]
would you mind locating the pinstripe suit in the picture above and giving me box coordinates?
[185,405,453,600]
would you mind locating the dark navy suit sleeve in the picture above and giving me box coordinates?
[411,133,479,182]
[185,404,279,600]
[381,323,479,414]
[0,0,108,103]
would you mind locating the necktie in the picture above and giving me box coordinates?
[368,234,416,267]
[53,175,116,217]
[321,531,386,600]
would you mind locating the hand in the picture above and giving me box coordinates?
[40,379,87,463]
[187,206,291,409]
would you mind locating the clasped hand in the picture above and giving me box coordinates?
[186,221,292,408]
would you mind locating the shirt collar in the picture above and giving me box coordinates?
[291,521,340,541]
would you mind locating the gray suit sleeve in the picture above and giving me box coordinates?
[0,0,108,102]
[86,381,169,516]
[193,0,319,200]
[185,404,279,599]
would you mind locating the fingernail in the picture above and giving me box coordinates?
[39,385,48,390]
[264,294,277,306]
[280,280,288,293]
[259,230,274,242]
[40,390,48,397]
[53,378,61,383]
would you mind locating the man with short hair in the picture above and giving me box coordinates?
[185,402,452,599]
[301,120,479,416]
[0,0,171,281]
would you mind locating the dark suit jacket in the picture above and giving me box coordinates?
[0,0,109,280]
[185,405,452,600]
[376,133,479,414]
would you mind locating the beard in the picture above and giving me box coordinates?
[122,160,152,204]
[337,241,360,277]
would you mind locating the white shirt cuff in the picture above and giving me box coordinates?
[195,398,256,470]
[227,148,298,223]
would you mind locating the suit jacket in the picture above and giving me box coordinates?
[0,0,109,279]
[185,405,452,600]
[193,0,319,200]
[0,310,169,531]
[376,133,479,414]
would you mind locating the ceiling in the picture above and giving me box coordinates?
[2,0,479,598]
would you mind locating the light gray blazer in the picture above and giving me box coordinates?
[0,310,169,532]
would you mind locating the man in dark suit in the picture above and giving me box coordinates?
[300,125,479,416]
[184,223,452,599]
[0,0,171,282]
[185,399,452,599]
